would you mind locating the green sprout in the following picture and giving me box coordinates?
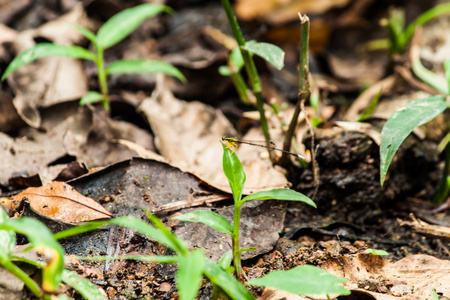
[1,4,186,112]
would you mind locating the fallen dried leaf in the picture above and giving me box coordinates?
[10,181,112,223]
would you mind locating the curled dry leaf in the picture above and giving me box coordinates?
[10,181,112,224]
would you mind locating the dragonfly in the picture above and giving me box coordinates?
[222,136,305,159]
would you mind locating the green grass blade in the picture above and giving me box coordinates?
[96,4,172,49]
[247,265,350,296]
[1,43,96,81]
[241,188,316,208]
[380,95,448,185]
[222,143,246,203]
[106,59,186,83]
[241,40,284,70]
[173,211,233,234]
[176,249,205,300]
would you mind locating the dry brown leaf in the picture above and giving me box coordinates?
[138,76,291,194]
[10,181,112,223]
[235,0,350,24]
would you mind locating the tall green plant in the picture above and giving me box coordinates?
[1,4,186,112]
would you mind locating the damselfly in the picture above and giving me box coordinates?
[222,136,304,159]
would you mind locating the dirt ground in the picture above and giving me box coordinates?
[1,0,450,299]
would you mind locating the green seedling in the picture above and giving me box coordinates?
[0,208,104,299]
[1,3,186,112]
[380,57,450,204]
[368,3,450,56]
[173,143,350,298]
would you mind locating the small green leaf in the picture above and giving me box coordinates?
[412,57,448,94]
[96,4,172,49]
[364,249,389,256]
[229,47,244,70]
[0,218,65,292]
[380,95,448,185]
[173,211,233,235]
[241,188,316,208]
[356,88,382,122]
[80,91,104,105]
[247,265,350,296]
[176,249,205,300]
[71,24,97,46]
[430,288,439,300]
[106,59,186,83]
[241,40,284,70]
[1,43,96,81]
[218,250,233,270]
[203,259,256,300]
[312,117,323,127]
[62,270,106,300]
[219,65,232,76]
[222,143,246,203]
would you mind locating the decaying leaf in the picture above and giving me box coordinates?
[10,181,112,223]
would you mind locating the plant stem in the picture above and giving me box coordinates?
[1,260,43,298]
[433,143,450,204]
[232,201,243,281]
[221,0,272,153]
[96,47,110,112]
[281,13,310,164]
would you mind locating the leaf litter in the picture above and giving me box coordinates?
[0,0,450,299]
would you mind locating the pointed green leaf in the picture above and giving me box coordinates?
[218,250,232,270]
[106,59,186,82]
[176,249,205,300]
[71,24,97,46]
[247,265,350,296]
[96,4,172,49]
[380,96,448,184]
[241,40,284,70]
[203,259,256,300]
[241,188,316,208]
[173,210,233,234]
[222,143,246,203]
[1,43,96,80]
[80,91,104,105]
